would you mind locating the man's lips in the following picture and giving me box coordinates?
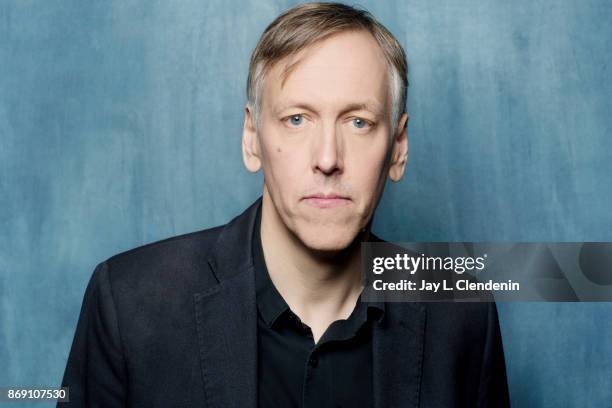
[302,194,352,209]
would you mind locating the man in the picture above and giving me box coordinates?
[59,3,510,407]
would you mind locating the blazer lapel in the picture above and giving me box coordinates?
[193,198,262,408]
[373,301,427,408]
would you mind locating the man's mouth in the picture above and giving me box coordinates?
[302,193,352,209]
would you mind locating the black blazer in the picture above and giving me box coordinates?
[59,197,510,407]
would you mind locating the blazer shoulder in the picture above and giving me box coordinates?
[102,223,226,296]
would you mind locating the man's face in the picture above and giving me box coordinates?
[244,30,407,252]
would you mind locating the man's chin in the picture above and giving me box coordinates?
[295,226,361,254]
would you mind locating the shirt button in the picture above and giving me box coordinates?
[308,355,318,367]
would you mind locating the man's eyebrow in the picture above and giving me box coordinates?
[341,102,385,117]
[274,101,385,117]
[274,102,318,115]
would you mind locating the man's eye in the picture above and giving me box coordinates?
[352,118,371,129]
[286,114,304,127]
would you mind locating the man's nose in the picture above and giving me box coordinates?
[311,123,344,175]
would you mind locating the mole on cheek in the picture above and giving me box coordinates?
[276,147,282,153]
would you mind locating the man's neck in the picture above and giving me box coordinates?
[260,191,368,342]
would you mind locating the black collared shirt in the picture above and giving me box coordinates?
[252,207,384,408]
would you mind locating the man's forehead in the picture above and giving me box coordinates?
[264,33,390,116]
[274,30,386,86]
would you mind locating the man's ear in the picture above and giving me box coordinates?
[242,105,262,173]
[388,112,409,182]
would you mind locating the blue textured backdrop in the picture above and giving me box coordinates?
[1,1,611,406]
